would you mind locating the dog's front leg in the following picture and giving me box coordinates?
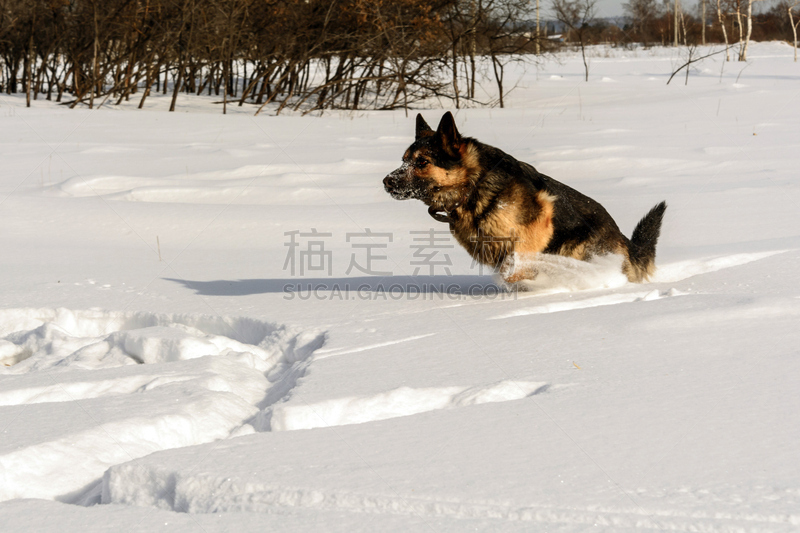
[499,252,538,284]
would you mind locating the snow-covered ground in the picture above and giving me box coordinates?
[1,42,799,532]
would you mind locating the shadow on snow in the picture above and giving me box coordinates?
[164,275,500,296]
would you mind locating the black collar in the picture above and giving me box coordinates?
[428,206,454,224]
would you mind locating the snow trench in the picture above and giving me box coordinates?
[0,308,555,510]
[0,308,325,503]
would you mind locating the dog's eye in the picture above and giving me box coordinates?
[416,159,429,168]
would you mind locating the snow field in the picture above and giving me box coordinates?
[1,42,800,531]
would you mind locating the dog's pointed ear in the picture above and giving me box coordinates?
[415,114,433,139]
[435,112,461,157]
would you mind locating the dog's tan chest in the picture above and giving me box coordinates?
[450,190,555,268]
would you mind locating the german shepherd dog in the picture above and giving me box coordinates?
[383,112,667,284]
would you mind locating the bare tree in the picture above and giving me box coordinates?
[622,0,662,45]
[716,0,732,60]
[667,44,730,84]
[790,1,800,61]
[702,0,707,44]
[480,0,538,107]
[739,0,767,60]
[552,0,598,81]
[717,0,753,61]
[0,0,548,114]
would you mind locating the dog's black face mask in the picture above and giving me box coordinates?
[382,156,427,201]
[382,113,463,205]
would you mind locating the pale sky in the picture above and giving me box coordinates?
[537,0,630,21]
[594,0,627,18]
[570,0,771,20]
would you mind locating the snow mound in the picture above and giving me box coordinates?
[263,379,549,431]
[0,308,325,503]
[497,253,629,294]
[0,307,322,372]
[491,288,682,319]
[652,250,786,283]
[491,250,785,297]
[51,160,385,206]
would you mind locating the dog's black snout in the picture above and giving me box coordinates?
[383,175,395,191]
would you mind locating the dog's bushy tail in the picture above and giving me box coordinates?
[627,201,667,282]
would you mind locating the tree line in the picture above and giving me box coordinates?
[615,0,797,58]
[545,0,799,83]
[3,0,798,113]
[0,0,540,113]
